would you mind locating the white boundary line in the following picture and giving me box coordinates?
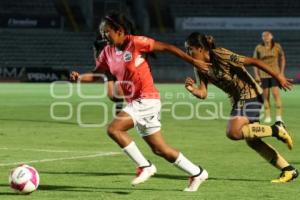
[0,147,107,154]
[0,152,121,167]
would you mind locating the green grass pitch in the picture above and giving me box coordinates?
[0,83,299,200]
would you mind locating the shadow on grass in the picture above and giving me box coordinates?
[209,177,269,182]
[0,118,77,126]
[0,192,20,196]
[40,171,187,180]
[0,183,175,195]
[39,184,179,193]
[0,184,29,196]
[40,171,269,182]
[0,173,269,196]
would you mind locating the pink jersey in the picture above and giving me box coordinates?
[95,35,160,102]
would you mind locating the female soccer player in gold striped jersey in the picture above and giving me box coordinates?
[253,31,286,123]
[184,32,298,183]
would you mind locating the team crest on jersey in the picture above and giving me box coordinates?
[123,51,132,62]
[230,54,239,63]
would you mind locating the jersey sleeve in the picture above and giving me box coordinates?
[133,35,155,53]
[93,49,109,72]
[214,48,246,65]
[229,53,245,64]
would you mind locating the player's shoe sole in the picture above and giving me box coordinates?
[271,168,298,183]
[274,121,293,150]
[131,163,157,186]
[184,168,208,192]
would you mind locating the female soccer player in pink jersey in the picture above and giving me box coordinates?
[71,13,210,192]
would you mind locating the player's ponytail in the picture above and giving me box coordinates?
[185,32,216,50]
[205,35,216,49]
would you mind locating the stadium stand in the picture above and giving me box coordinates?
[0,29,94,69]
[148,30,300,81]
[169,0,300,17]
[0,0,58,16]
[0,0,299,81]
[0,28,299,81]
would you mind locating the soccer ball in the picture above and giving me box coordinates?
[9,164,40,194]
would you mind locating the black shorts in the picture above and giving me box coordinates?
[261,78,279,89]
[230,95,264,123]
[104,71,117,82]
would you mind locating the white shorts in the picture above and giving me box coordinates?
[123,99,161,137]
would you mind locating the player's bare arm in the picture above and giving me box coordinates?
[242,57,293,91]
[70,71,93,82]
[280,52,286,75]
[152,41,211,74]
[185,77,208,99]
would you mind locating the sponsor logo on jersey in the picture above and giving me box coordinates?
[252,126,265,133]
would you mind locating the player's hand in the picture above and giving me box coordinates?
[277,74,293,91]
[193,59,211,74]
[185,77,195,92]
[70,71,80,81]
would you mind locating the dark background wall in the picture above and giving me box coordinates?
[0,0,299,82]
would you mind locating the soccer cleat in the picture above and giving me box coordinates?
[184,167,208,192]
[273,121,293,150]
[271,166,298,183]
[131,162,156,186]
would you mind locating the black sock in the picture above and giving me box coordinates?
[271,124,279,137]
[282,165,295,171]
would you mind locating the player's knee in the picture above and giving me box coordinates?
[107,125,118,138]
[275,105,281,109]
[226,129,242,140]
[264,104,270,109]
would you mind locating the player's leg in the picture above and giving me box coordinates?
[271,85,283,122]
[246,138,298,183]
[143,131,208,192]
[226,116,249,140]
[262,86,271,123]
[227,97,297,182]
[107,111,151,175]
[239,120,293,149]
[132,99,207,191]
[226,117,297,182]
[229,96,293,149]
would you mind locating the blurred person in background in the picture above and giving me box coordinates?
[253,31,286,123]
